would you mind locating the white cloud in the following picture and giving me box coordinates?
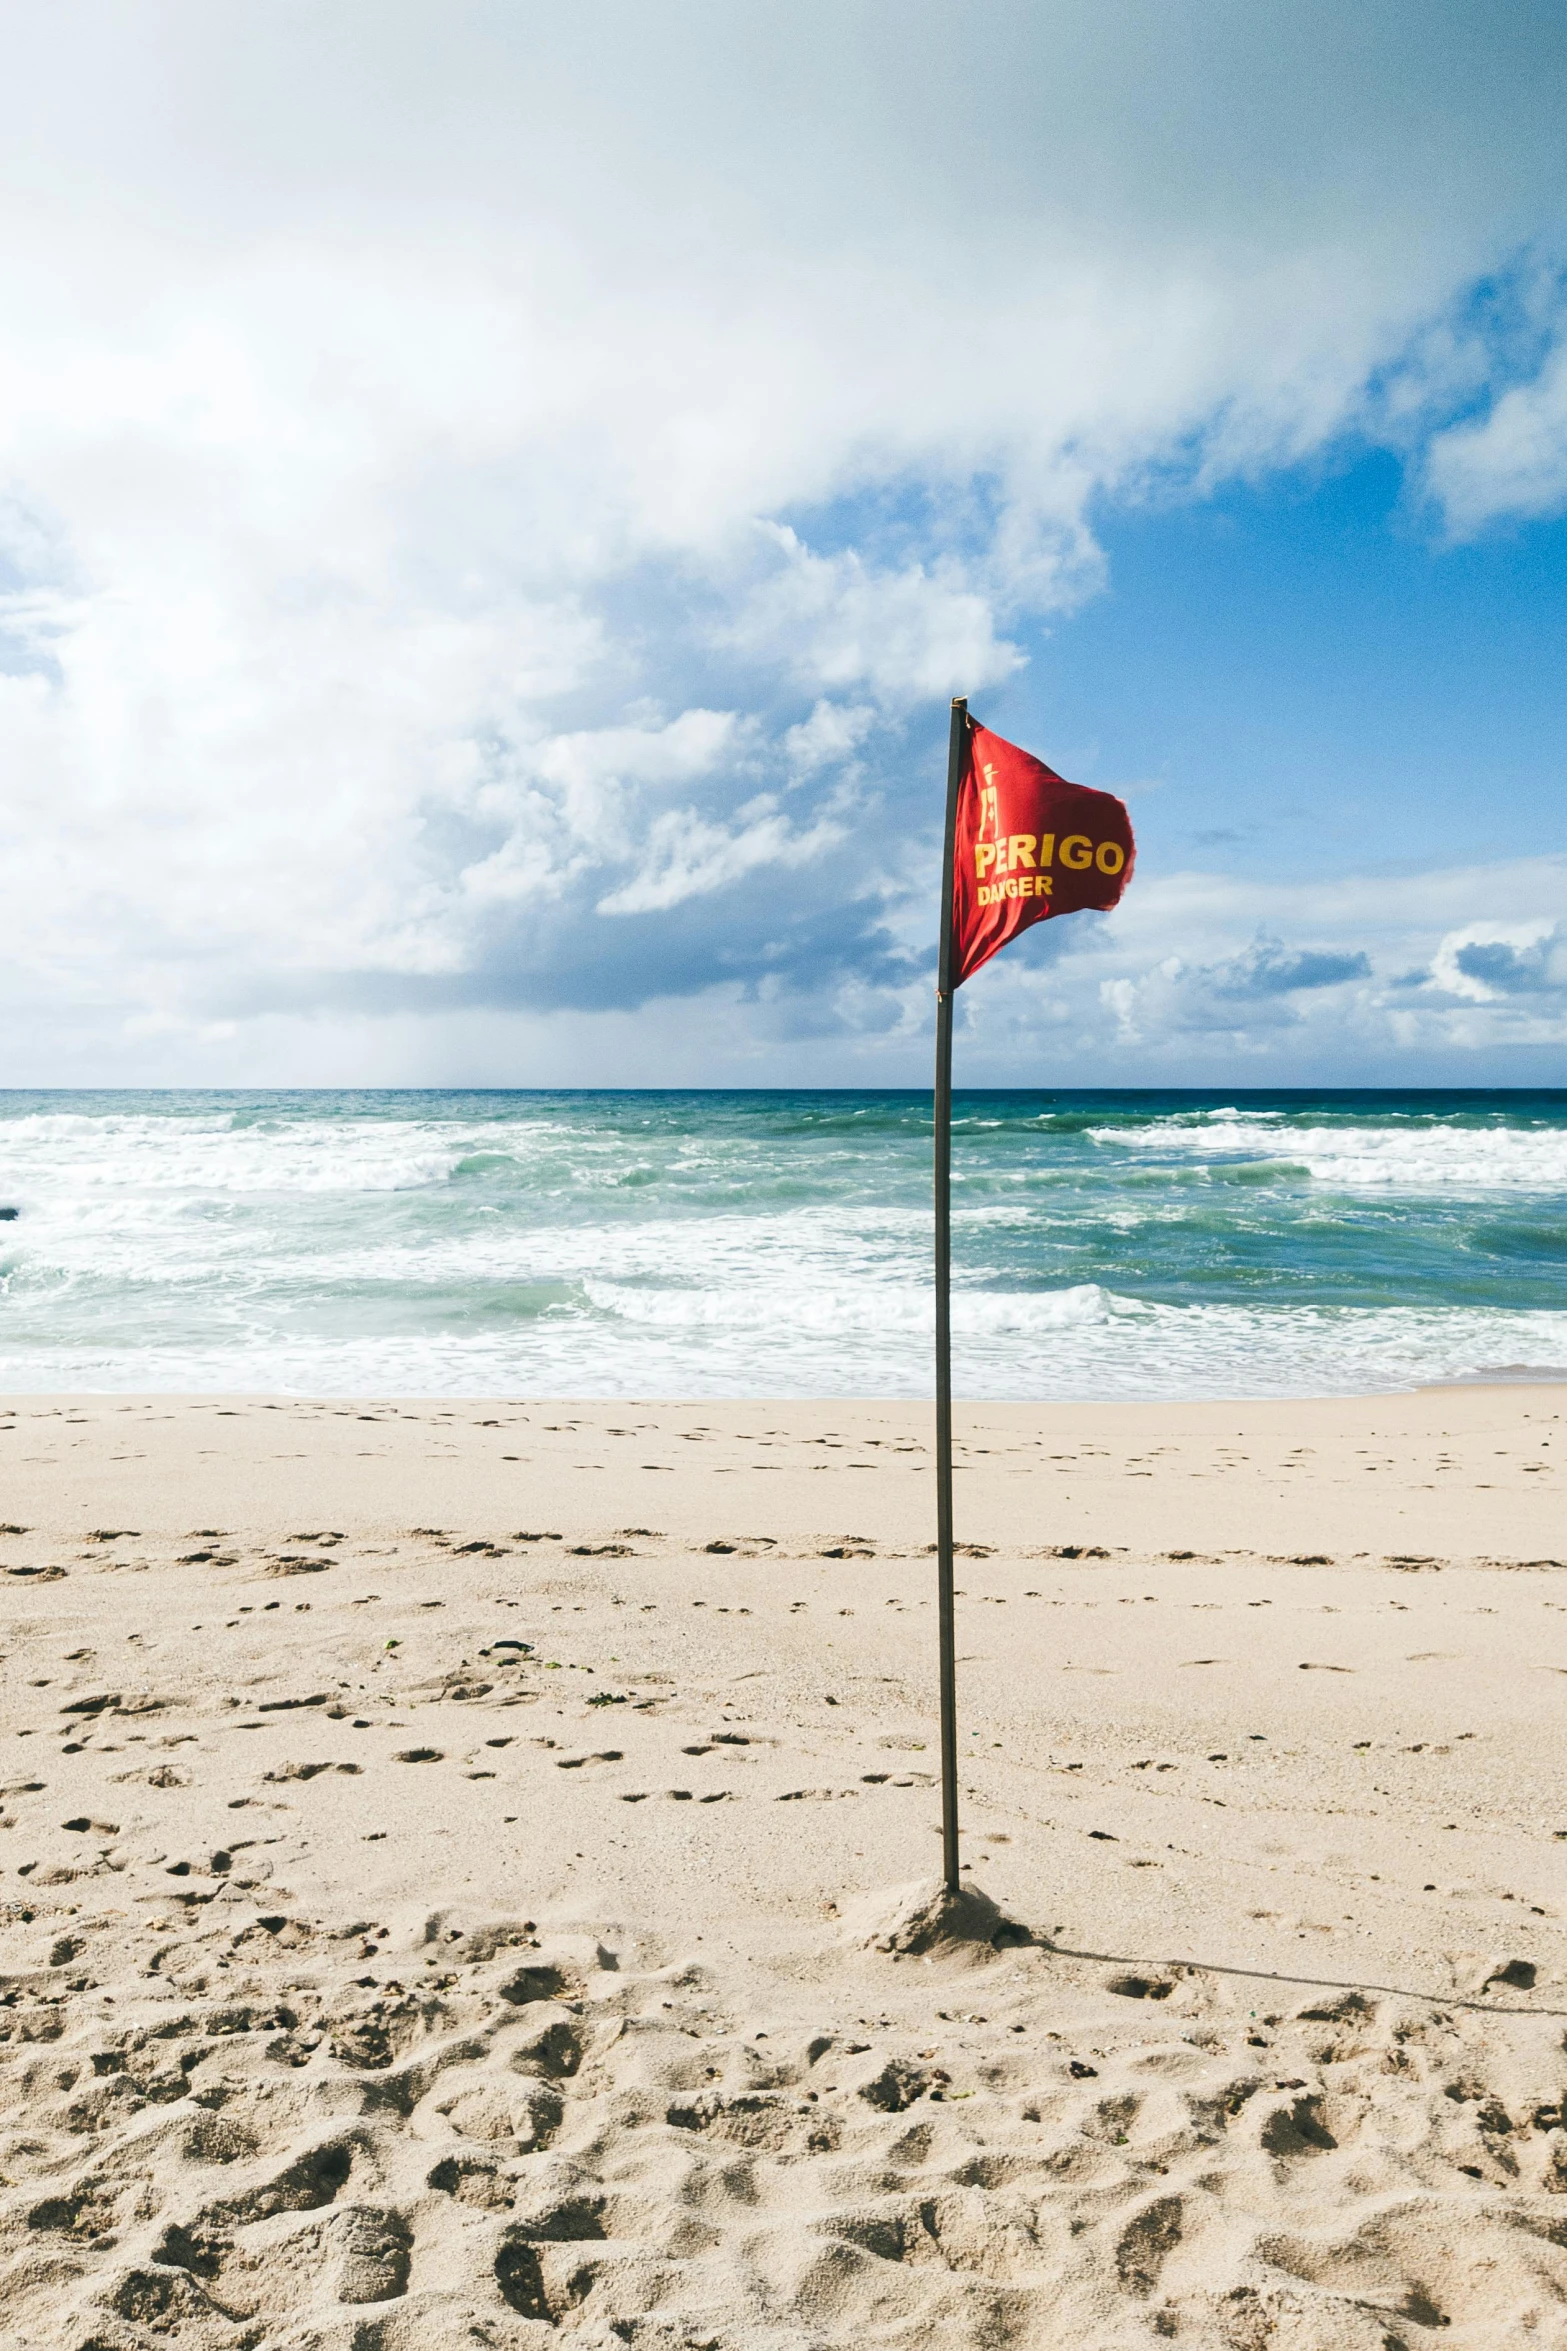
[1426,336,1567,532]
[596,799,845,916]
[1429,918,1561,1001]
[782,700,878,781]
[0,3,1564,1078]
[941,855,1567,1081]
[719,529,1024,703]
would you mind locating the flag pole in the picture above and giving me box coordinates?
[935,694,967,1898]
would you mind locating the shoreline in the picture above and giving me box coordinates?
[3,1384,1561,1562]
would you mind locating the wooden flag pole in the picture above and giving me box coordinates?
[934,694,968,1898]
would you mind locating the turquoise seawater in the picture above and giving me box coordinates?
[0,1089,1563,1398]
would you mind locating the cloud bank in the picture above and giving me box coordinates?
[1,0,1565,1084]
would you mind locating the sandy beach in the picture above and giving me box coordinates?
[1,1384,1565,2347]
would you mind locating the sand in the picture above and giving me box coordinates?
[0,1384,1564,2348]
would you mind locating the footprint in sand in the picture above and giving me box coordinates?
[616,1787,724,1802]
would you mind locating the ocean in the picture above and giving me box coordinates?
[0,1089,1563,1400]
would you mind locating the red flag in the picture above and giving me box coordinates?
[950,720,1135,988]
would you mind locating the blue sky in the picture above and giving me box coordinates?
[1030,456,1567,885]
[0,0,1564,1086]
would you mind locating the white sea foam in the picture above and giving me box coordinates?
[1092,1115,1567,1191]
[0,1110,461,1199]
[0,1296,1562,1402]
[2,1095,1564,1399]
[581,1277,1124,1335]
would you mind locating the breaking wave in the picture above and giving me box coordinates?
[1,1087,1563,1398]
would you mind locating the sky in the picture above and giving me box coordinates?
[1,0,1566,1088]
